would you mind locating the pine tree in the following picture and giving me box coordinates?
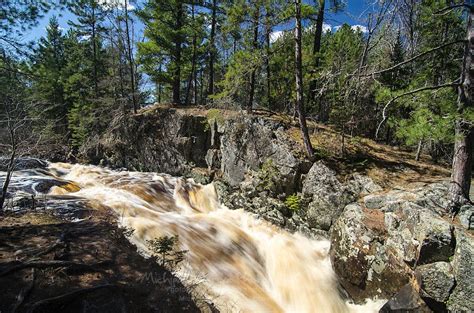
[30,16,68,139]
[68,0,108,96]
[137,0,191,106]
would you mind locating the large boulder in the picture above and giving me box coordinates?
[331,182,461,306]
[302,162,381,231]
[330,204,412,302]
[220,116,304,194]
[417,261,454,308]
[447,229,474,312]
[380,283,431,313]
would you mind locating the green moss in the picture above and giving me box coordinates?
[285,194,300,211]
[257,159,279,192]
[314,147,331,159]
[202,109,225,132]
[207,109,224,124]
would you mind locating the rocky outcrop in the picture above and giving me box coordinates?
[448,229,474,311]
[220,116,307,194]
[80,109,211,175]
[301,162,382,231]
[81,109,310,195]
[0,157,48,171]
[330,181,474,311]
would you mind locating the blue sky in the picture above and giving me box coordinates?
[23,0,370,43]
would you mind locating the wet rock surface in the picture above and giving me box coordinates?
[0,157,48,171]
[331,180,473,311]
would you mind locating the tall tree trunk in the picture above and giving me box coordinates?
[158,63,162,103]
[415,139,423,161]
[173,3,183,106]
[208,0,217,102]
[193,67,198,105]
[124,0,138,113]
[0,148,15,211]
[185,3,197,106]
[92,6,98,96]
[449,5,474,211]
[309,0,325,114]
[265,4,272,108]
[294,0,314,158]
[248,4,260,113]
[200,69,204,105]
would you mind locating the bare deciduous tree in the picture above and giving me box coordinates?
[0,96,40,211]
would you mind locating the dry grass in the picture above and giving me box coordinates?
[137,105,451,189]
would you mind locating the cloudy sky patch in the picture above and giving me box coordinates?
[98,0,135,10]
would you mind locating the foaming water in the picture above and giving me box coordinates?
[46,163,385,312]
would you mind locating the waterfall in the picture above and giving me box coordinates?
[12,162,384,312]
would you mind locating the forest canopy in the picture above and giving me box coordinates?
[1,0,473,208]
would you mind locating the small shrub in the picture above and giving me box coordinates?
[285,194,300,211]
[110,225,134,242]
[147,235,188,268]
[314,147,331,159]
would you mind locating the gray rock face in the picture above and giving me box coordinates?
[458,204,474,230]
[417,262,454,303]
[80,109,211,175]
[331,181,469,309]
[0,157,48,171]
[448,229,474,312]
[302,161,380,231]
[220,116,302,194]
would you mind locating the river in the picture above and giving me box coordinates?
[2,162,386,312]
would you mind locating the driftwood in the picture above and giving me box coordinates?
[0,260,112,277]
[26,284,116,313]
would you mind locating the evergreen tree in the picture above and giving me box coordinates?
[68,0,108,96]
[137,0,191,105]
[30,16,68,139]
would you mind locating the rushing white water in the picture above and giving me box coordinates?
[32,162,385,312]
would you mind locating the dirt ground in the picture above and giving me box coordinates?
[0,210,212,313]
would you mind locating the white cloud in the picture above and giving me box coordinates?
[351,24,368,33]
[79,34,91,41]
[270,22,335,43]
[307,23,333,33]
[270,30,284,43]
[98,0,135,10]
[322,23,332,32]
[333,24,369,33]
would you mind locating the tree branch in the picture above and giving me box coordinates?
[362,40,465,77]
[375,80,460,139]
[434,3,472,16]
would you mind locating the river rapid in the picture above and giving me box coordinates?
[2,162,386,312]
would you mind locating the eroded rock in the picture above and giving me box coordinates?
[417,262,454,303]
[447,229,474,312]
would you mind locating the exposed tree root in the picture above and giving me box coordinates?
[0,260,112,277]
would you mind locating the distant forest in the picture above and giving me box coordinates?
[1,0,473,209]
